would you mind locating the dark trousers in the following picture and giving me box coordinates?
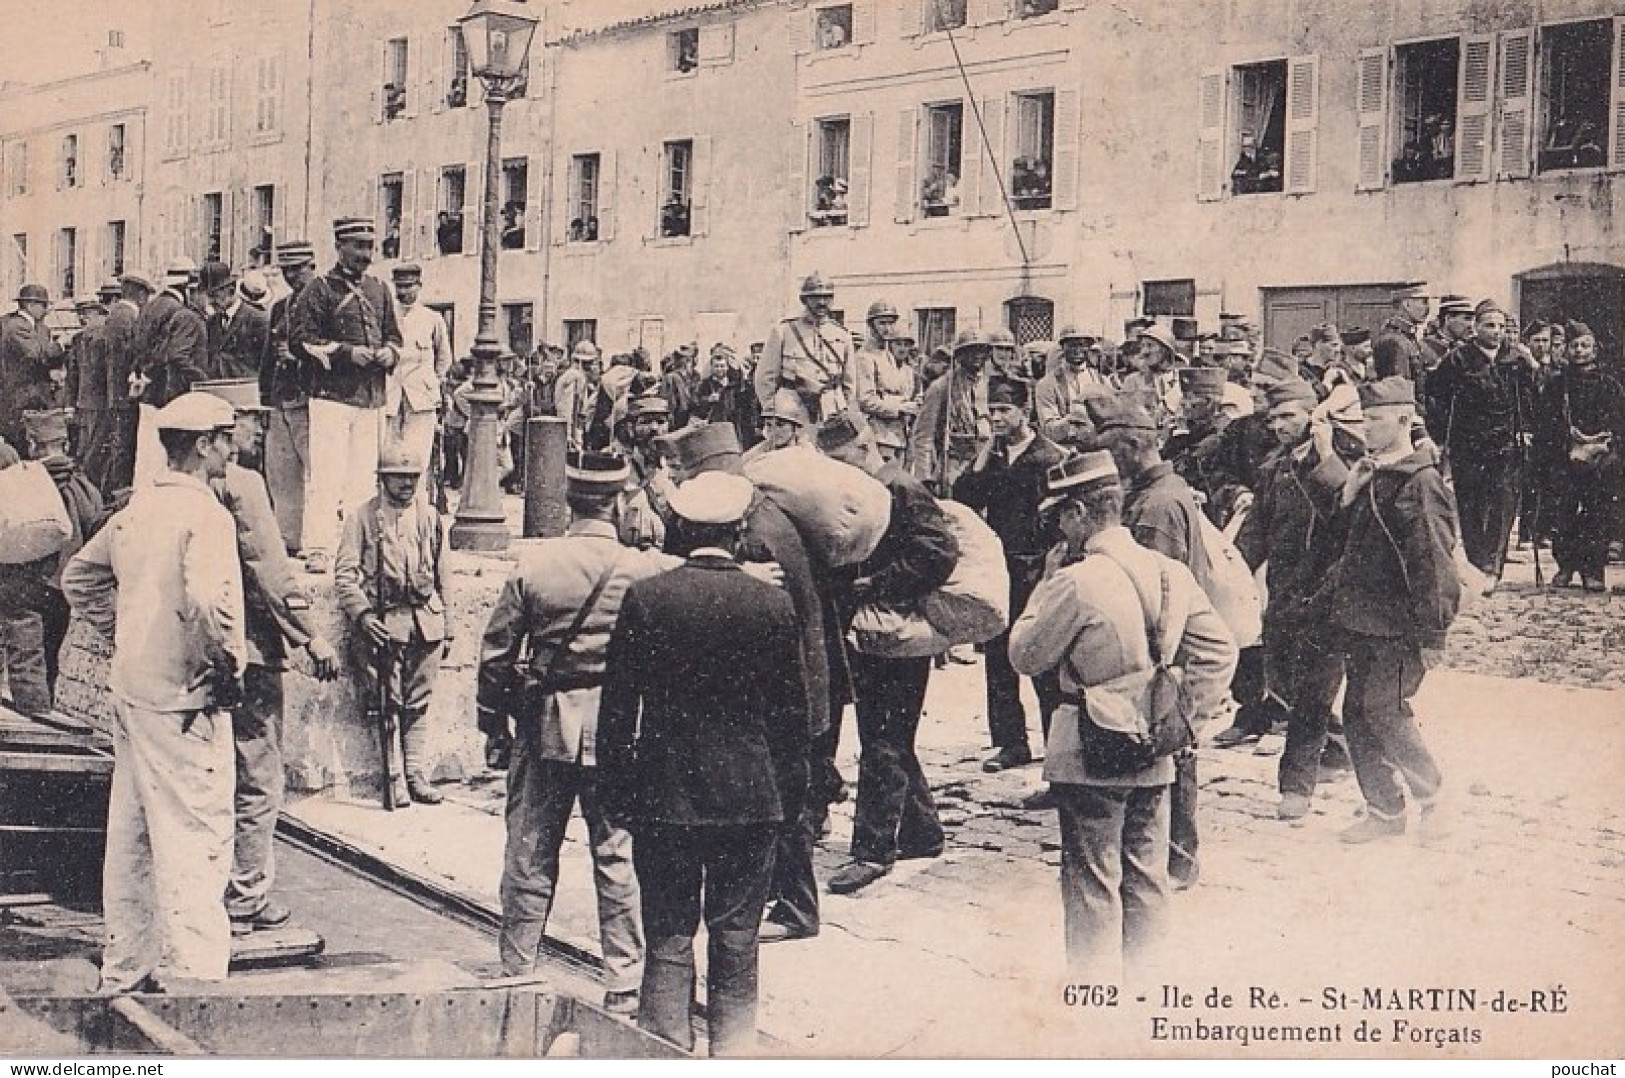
[634,822,776,1057]
[1169,751,1199,882]
[766,756,819,936]
[1055,782,1170,981]
[103,407,139,495]
[442,427,468,489]
[1265,619,1347,798]
[986,562,1063,751]
[1453,453,1519,578]
[1227,645,1269,734]
[38,586,70,698]
[1550,467,1617,580]
[849,652,942,865]
[1339,631,1441,818]
[227,665,285,918]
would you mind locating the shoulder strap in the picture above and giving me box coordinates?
[1093,549,1173,669]
[534,548,626,685]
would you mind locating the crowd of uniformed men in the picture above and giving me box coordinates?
[1,212,1622,1053]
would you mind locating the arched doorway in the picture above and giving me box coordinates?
[1514,262,1624,359]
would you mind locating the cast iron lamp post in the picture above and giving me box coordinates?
[449,0,539,551]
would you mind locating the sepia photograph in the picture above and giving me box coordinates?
[0,0,1622,1062]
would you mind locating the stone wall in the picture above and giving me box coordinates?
[55,550,514,799]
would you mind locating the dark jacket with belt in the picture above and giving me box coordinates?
[1424,341,1537,461]
[1309,449,1462,650]
[289,266,402,409]
[598,554,809,828]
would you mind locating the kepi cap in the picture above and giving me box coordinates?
[155,391,236,433]
[669,470,754,525]
[391,263,423,282]
[565,450,630,496]
[1436,294,1473,316]
[276,240,317,268]
[333,216,377,243]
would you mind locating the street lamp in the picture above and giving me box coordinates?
[449,0,539,552]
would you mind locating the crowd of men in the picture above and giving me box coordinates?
[4,223,1624,1053]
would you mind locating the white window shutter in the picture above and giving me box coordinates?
[899,0,924,39]
[789,9,812,55]
[400,171,417,259]
[372,46,386,124]
[1196,69,1226,202]
[1455,34,1495,184]
[852,1,877,45]
[1052,88,1080,210]
[788,123,810,231]
[1611,16,1625,171]
[1495,30,1533,180]
[974,95,1006,216]
[599,151,617,242]
[422,167,439,259]
[555,156,574,246]
[187,194,203,261]
[691,136,713,237]
[428,31,445,115]
[403,43,418,119]
[525,156,544,249]
[272,182,289,253]
[894,107,918,223]
[699,22,736,65]
[959,102,984,215]
[849,112,875,227]
[1284,54,1319,194]
[1355,47,1388,192]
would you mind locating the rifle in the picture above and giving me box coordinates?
[369,516,400,811]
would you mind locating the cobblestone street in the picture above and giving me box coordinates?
[289,553,1625,1058]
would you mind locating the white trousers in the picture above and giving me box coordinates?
[101,702,235,991]
[303,398,382,557]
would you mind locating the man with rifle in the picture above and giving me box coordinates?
[335,442,448,806]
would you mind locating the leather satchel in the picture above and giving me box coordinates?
[1068,556,1193,779]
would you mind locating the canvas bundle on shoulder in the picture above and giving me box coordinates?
[849,496,1010,658]
[744,444,891,568]
[1071,555,1193,779]
[1197,511,1262,648]
[0,461,73,564]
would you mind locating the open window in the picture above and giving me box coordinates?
[56,228,77,298]
[926,0,967,33]
[811,117,851,227]
[921,102,964,217]
[380,173,404,258]
[915,308,956,356]
[203,192,224,261]
[437,166,466,255]
[503,302,534,358]
[250,184,275,265]
[567,154,601,242]
[1538,19,1611,172]
[1391,39,1460,183]
[1011,91,1055,209]
[447,25,470,108]
[670,28,700,73]
[815,5,853,50]
[1014,0,1059,18]
[1230,60,1287,194]
[659,140,693,238]
[108,124,126,180]
[384,38,409,120]
[104,221,126,278]
[501,158,528,248]
[60,134,79,189]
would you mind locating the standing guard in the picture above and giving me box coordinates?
[757,272,853,424]
[334,443,447,805]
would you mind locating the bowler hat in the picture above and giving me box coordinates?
[198,261,234,293]
[15,283,49,305]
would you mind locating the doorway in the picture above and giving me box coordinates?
[1262,283,1408,351]
[1515,263,1623,360]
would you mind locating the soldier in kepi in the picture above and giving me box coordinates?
[290,217,403,575]
[263,240,319,556]
[334,443,448,806]
[194,378,341,938]
[756,272,853,425]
